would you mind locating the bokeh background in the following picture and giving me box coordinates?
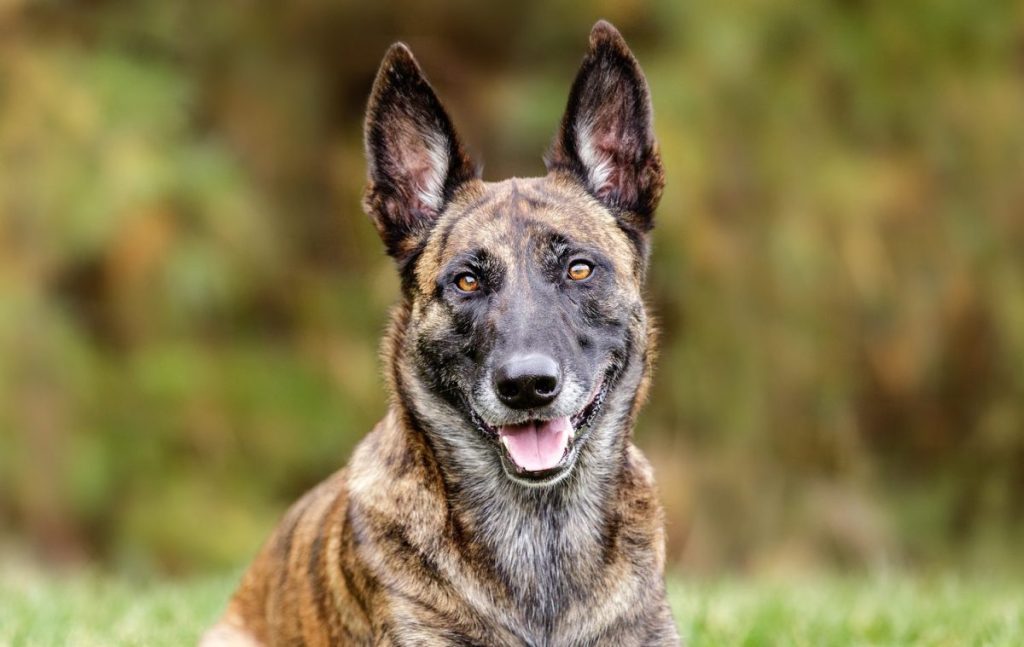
[2,0,1023,583]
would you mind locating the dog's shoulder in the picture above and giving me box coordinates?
[214,466,354,645]
[214,413,452,645]
[347,410,448,521]
[614,443,669,564]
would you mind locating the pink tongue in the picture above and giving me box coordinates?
[498,417,571,472]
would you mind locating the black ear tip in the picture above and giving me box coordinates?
[369,42,427,108]
[589,19,627,50]
[385,41,415,63]
[380,42,421,76]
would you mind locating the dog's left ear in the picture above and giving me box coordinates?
[363,43,478,263]
[546,21,664,233]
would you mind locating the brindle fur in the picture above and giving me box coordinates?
[203,20,677,646]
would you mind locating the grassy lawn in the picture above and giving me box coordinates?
[1,566,1021,646]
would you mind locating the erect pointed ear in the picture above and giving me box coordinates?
[363,43,478,262]
[546,21,664,233]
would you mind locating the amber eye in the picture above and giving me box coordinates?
[455,273,480,293]
[567,261,593,281]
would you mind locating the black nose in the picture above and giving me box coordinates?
[494,354,562,409]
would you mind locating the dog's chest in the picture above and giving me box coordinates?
[397,502,642,645]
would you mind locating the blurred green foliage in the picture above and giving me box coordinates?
[1,0,1023,575]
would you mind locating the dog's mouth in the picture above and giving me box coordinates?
[468,369,614,484]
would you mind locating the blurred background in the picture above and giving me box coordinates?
[2,0,1023,582]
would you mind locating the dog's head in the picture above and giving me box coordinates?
[364,21,662,488]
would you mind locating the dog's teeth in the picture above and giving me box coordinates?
[500,436,510,450]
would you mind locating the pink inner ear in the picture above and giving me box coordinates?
[580,113,642,208]
[389,125,450,216]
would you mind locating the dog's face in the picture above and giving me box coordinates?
[364,21,663,488]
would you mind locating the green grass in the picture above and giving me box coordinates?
[1,566,1021,646]
[0,565,231,647]
[669,576,1023,646]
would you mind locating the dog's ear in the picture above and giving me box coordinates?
[546,21,663,233]
[363,43,478,262]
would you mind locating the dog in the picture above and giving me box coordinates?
[202,20,678,646]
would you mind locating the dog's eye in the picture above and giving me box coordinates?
[567,261,593,282]
[455,272,480,293]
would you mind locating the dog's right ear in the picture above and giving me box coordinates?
[363,44,478,264]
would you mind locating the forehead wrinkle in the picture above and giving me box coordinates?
[520,181,634,254]
[445,192,523,255]
[517,202,636,281]
[436,190,505,260]
[416,177,640,293]
[420,206,519,294]
[415,182,486,293]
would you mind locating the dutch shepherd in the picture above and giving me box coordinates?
[204,20,679,646]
